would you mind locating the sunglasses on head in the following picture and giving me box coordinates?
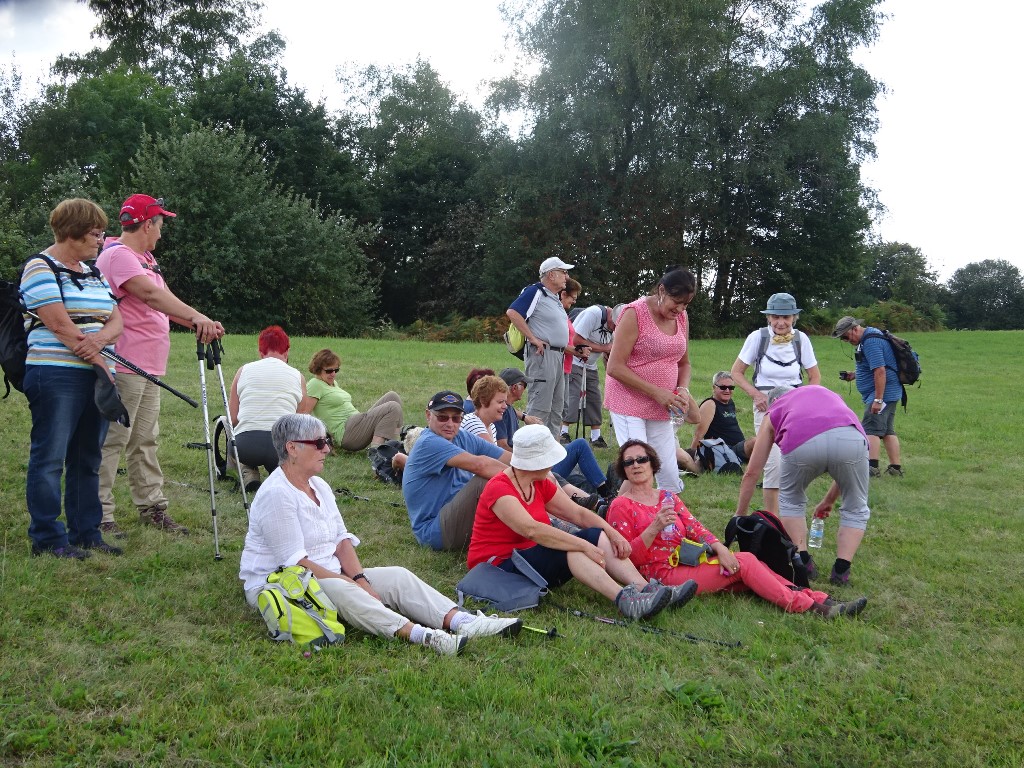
[432,412,463,423]
[291,436,333,451]
[324,367,340,374]
[717,385,736,391]
[622,455,652,467]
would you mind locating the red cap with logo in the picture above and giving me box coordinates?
[119,194,176,226]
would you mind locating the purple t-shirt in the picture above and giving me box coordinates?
[768,385,865,454]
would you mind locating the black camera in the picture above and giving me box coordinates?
[839,370,850,380]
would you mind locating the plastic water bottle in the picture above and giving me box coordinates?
[808,516,825,549]
[668,406,688,430]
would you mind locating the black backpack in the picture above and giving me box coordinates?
[861,328,921,408]
[724,510,809,588]
[1,254,105,398]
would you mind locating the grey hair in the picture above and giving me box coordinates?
[767,385,794,405]
[712,370,734,386]
[271,414,328,463]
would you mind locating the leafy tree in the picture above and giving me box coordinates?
[945,259,1024,330]
[493,0,884,330]
[126,126,375,335]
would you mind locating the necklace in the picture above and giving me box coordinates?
[510,468,535,504]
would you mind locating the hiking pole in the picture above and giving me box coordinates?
[575,363,587,440]
[522,625,561,639]
[196,339,221,560]
[551,603,741,648]
[24,310,199,407]
[205,339,250,515]
[334,487,405,509]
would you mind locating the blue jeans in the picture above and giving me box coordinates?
[25,365,109,549]
[553,439,606,489]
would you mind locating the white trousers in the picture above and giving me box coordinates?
[610,413,681,493]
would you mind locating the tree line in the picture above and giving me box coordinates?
[1,0,1021,335]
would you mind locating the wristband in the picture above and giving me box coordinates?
[352,573,367,582]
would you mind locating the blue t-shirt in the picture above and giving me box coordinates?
[494,407,519,445]
[402,428,505,549]
[855,329,903,404]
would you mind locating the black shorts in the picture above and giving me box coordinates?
[499,527,603,588]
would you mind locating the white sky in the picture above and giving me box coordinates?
[2,0,1022,281]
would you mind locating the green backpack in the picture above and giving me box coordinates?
[257,566,346,649]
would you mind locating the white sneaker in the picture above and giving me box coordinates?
[424,629,467,656]
[454,611,523,639]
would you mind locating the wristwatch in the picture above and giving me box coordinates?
[873,398,884,405]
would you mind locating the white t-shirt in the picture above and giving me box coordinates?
[235,357,303,434]
[239,468,359,594]
[571,305,613,371]
[737,328,818,388]
[461,413,498,442]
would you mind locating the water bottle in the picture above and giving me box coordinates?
[808,515,825,549]
[669,406,688,430]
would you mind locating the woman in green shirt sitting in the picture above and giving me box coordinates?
[306,349,404,452]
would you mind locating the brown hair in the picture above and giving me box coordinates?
[615,439,662,476]
[466,367,494,396]
[471,375,509,409]
[49,198,108,243]
[308,348,341,375]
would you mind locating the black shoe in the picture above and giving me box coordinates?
[31,544,91,560]
[590,437,608,449]
[571,492,604,512]
[559,433,572,445]
[81,540,124,556]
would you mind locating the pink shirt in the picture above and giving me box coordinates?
[96,240,171,375]
[603,297,688,420]
[768,385,865,454]
[563,318,575,374]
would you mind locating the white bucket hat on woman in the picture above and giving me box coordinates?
[511,425,567,470]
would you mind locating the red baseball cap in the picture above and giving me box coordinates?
[119,194,176,226]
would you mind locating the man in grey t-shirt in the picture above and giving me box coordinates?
[506,257,573,438]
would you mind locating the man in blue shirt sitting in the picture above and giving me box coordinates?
[403,391,511,551]
[833,316,904,477]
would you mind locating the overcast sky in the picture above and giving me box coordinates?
[2,0,1022,281]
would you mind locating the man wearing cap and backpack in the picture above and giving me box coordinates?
[832,316,905,478]
[730,293,820,515]
[506,258,574,439]
[561,302,624,448]
[95,194,225,537]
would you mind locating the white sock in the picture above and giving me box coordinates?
[409,624,426,645]
[448,611,474,632]
[560,426,569,435]
[591,429,601,440]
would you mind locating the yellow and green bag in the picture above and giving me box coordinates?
[257,566,345,649]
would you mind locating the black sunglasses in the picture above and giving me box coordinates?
[717,385,736,391]
[622,455,652,467]
[324,367,340,374]
[292,436,333,451]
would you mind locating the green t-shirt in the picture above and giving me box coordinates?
[306,377,359,441]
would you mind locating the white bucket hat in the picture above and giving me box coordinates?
[511,425,567,470]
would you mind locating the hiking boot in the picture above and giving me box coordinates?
[885,465,904,477]
[645,578,698,610]
[559,433,572,445]
[239,463,261,492]
[804,555,819,581]
[811,596,867,619]
[869,466,881,478]
[571,492,605,512]
[100,521,127,539]
[454,611,523,639]
[140,506,189,535]
[31,543,90,560]
[81,539,124,556]
[424,629,467,656]
[590,436,608,449]
[615,583,671,621]
[829,564,850,586]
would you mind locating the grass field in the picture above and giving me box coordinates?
[1,330,1022,767]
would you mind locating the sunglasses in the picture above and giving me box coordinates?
[291,436,333,451]
[324,368,340,374]
[622,455,652,467]
[717,385,736,391]
[432,413,463,423]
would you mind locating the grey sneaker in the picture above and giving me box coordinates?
[100,521,127,539]
[644,578,698,610]
[885,465,904,477]
[140,506,189,535]
[423,629,467,656]
[454,611,523,639]
[615,583,671,620]
[811,596,867,619]
[869,466,881,478]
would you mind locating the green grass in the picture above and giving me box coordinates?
[1,330,1022,767]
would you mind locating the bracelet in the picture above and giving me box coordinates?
[352,573,367,582]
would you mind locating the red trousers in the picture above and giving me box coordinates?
[657,551,829,613]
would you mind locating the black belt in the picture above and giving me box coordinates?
[548,346,565,353]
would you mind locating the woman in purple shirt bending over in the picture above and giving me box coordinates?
[736,385,870,587]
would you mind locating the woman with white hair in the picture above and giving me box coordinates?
[240,414,522,656]
[468,425,696,620]
[730,293,820,517]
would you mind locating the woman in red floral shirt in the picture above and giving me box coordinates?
[606,440,867,619]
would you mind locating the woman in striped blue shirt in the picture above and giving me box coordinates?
[20,198,124,559]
